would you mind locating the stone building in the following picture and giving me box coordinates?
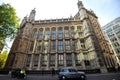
[5,1,116,73]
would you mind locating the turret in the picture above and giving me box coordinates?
[29,8,36,22]
[77,0,88,21]
[77,0,84,9]
[20,16,28,28]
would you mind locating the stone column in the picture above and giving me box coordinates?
[32,40,37,53]
[56,40,58,52]
[47,53,50,70]
[64,53,66,67]
[81,53,86,69]
[72,53,76,68]
[29,54,34,70]
[38,54,41,70]
[108,56,112,68]
[55,53,58,70]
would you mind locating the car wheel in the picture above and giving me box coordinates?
[62,75,67,80]
[80,75,86,80]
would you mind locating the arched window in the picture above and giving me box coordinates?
[58,27,63,38]
[51,28,56,39]
[39,28,43,39]
[64,27,69,37]
[33,29,37,39]
[70,27,75,37]
[45,28,50,39]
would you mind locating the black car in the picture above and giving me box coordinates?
[11,69,26,79]
[58,67,87,80]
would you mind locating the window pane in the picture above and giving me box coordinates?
[64,29,69,37]
[58,54,64,66]
[58,29,63,38]
[51,40,56,50]
[52,30,56,38]
[50,54,55,66]
[33,54,39,67]
[40,31,43,39]
[45,30,50,39]
[41,54,47,66]
[36,41,42,52]
[65,40,70,50]
[26,54,31,67]
[71,28,75,37]
[75,54,81,66]
[58,41,63,51]
[43,41,49,53]
[33,31,37,39]
[66,54,72,66]
[84,54,90,66]
[30,41,34,51]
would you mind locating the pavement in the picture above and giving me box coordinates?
[0,72,120,80]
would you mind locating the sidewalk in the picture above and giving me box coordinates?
[86,72,120,76]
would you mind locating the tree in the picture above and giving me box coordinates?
[0,3,20,44]
[0,50,8,69]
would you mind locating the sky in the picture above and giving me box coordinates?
[0,0,120,51]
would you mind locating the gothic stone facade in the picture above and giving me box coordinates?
[5,1,117,73]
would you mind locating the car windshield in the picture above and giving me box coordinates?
[68,69,77,72]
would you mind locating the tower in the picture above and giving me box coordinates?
[77,0,115,73]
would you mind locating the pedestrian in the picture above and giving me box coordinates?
[19,69,25,78]
[115,64,118,72]
[51,68,55,76]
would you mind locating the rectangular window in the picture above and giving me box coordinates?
[36,41,42,52]
[46,30,50,39]
[43,41,49,53]
[75,54,81,66]
[33,31,37,39]
[72,40,77,50]
[52,30,56,38]
[84,54,88,60]
[58,29,63,38]
[71,29,75,37]
[40,31,43,39]
[84,54,90,66]
[30,41,34,51]
[33,54,39,67]
[41,54,47,66]
[51,40,56,50]
[65,40,70,50]
[66,54,72,66]
[50,54,55,66]
[58,40,63,51]
[26,54,31,67]
[58,54,64,66]
[64,30,69,37]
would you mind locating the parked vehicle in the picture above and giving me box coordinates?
[58,67,87,80]
[11,68,26,79]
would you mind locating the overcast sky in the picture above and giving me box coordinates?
[1,0,120,26]
[0,0,120,51]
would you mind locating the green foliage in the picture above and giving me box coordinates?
[0,3,20,42]
[0,50,8,69]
